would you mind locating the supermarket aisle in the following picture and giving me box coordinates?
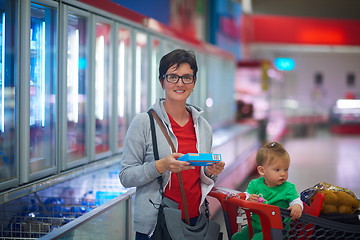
[285,129,360,197]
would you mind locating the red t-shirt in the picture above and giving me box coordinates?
[164,114,201,218]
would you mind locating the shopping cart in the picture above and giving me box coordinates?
[208,186,360,240]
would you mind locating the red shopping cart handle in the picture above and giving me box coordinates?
[208,186,282,239]
[208,186,325,240]
[208,187,246,239]
[226,197,284,240]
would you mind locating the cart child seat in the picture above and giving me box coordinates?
[208,186,330,240]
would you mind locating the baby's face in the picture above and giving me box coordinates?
[262,159,289,187]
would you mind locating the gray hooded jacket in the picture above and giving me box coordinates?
[119,98,216,236]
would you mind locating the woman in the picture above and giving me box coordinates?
[119,49,225,239]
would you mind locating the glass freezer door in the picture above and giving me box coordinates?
[116,26,131,150]
[29,2,57,173]
[94,21,112,155]
[0,0,17,185]
[67,12,88,163]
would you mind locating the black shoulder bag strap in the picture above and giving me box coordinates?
[147,111,164,197]
[147,110,191,225]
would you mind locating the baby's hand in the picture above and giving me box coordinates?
[288,204,303,220]
[248,194,260,202]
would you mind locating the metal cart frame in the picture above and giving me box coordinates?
[209,186,360,240]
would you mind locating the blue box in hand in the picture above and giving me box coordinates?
[178,153,222,166]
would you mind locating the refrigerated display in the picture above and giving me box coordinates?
[0,165,131,239]
[329,99,360,134]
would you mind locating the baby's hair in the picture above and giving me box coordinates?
[256,142,290,166]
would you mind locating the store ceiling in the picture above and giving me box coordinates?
[247,0,360,20]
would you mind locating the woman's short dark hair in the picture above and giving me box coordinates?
[158,49,198,81]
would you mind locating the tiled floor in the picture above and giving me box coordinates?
[212,126,360,240]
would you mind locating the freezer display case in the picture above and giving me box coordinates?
[329,99,360,134]
[0,164,132,239]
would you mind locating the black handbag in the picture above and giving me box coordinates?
[148,110,221,240]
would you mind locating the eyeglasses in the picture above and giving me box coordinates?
[163,74,195,84]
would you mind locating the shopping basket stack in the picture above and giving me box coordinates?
[208,186,360,240]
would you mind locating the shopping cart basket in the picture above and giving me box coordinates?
[209,186,360,240]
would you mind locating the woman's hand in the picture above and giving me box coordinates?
[155,153,194,173]
[205,161,225,177]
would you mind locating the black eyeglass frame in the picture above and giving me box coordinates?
[162,74,196,84]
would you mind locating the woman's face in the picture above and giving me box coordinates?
[162,63,196,103]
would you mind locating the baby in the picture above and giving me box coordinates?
[232,142,303,240]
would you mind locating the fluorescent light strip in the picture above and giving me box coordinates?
[118,40,125,117]
[135,45,141,114]
[1,13,5,132]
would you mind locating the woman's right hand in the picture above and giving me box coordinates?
[155,153,194,173]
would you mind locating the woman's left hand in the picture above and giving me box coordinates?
[205,161,225,176]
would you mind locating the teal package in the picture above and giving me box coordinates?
[178,153,222,166]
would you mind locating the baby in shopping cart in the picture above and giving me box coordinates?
[232,142,303,240]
